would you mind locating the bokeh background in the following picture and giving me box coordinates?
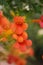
[0,0,43,65]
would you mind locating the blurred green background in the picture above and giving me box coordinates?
[0,0,43,19]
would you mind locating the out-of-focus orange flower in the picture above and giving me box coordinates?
[32,15,43,28]
[32,19,40,23]
[7,54,26,65]
[27,48,34,56]
[17,59,26,65]
[25,40,32,47]
[0,16,10,29]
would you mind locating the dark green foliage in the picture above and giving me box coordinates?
[0,0,43,19]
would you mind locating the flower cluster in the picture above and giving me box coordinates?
[11,16,32,53]
[0,11,34,65]
[32,15,43,28]
[7,54,26,65]
[0,11,10,42]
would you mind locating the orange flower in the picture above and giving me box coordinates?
[14,16,25,24]
[32,19,40,23]
[12,34,18,40]
[12,42,20,49]
[25,40,32,47]
[7,54,14,64]
[10,22,16,32]
[12,38,32,53]
[17,36,24,43]
[12,42,27,52]
[0,12,10,29]
[22,23,28,30]
[7,54,26,65]
[32,16,43,28]
[22,32,28,40]
[17,59,26,65]
[15,26,23,35]
[27,48,34,56]
[13,40,32,53]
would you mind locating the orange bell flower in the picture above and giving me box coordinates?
[0,11,10,30]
